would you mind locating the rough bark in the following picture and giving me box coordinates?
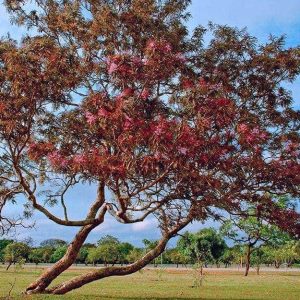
[25,222,99,294]
[44,219,191,294]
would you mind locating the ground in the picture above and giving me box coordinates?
[0,265,299,299]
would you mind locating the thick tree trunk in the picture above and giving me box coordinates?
[47,236,170,294]
[25,223,98,294]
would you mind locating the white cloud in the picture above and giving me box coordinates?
[131,218,157,232]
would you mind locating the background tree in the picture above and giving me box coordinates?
[50,246,68,263]
[126,248,143,264]
[0,239,13,263]
[29,248,45,266]
[0,0,299,295]
[4,242,30,270]
[220,206,292,276]
[40,239,67,248]
[177,228,227,274]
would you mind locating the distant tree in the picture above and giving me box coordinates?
[264,241,300,268]
[220,248,236,268]
[50,246,67,263]
[118,242,134,264]
[97,235,119,246]
[4,242,30,270]
[40,247,55,263]
[29,248,45,265]
[97,243,121,266]
[167,249,189,267]
[126,249,143,264]
[221,207,291,276]
[40,239,67,248]
[0,239,13,262]
[76,244,95,265]
[86,247,101,266]
[177,228,227,274]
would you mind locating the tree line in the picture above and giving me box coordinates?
[1,227,299,275]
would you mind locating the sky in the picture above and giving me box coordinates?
[1,0,300,247]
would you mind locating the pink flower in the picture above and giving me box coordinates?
[73,154,86,165]
[120,88,134,98]
[48,151,68,168]
[108,62,118,74]
[140,88,150,100]
[85,112,97,125]
[123,116,133,130]
[237,123,248,134]
[147,41,156,50]
[175,53,186,62]
[178,147,188,155]
[163,43,172,53]
[98,108,110,117]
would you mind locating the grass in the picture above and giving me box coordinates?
[0,265,299,300]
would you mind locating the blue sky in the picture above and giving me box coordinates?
[1,0,300,246]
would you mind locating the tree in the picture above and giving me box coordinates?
[118,242,134,264]
[29,248,45,266]
[0,0,300,295]
[50,246,67,263]
[220,207,292,276]
[0,239,13,262]
[177,228,227,274]
[126,248,143,264]
[76,244,95,265]
[4,242,30,270]
[40,239,67,248]
[264,240,300,268]
[167,248,189,267]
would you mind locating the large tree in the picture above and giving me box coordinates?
[0,0,300,295]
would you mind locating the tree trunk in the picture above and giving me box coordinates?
[256,265,260,275]
[244,245,251,276]
[6,262,12,271]
[47,235,170,294]
[25,223,97,294]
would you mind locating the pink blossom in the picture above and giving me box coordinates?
[108,62,118,74]
[120,88,134,98]
[140,88,150,100]
[73,154,86,165]
[85,112,97,125]
[237,123,248,134]
[178,147,188,155]
[175,53,186,62]
[147,41,156,50]
[48,151,68,168]
[98,108,110,117]
[123,116,133,130]
[163,43,172,53]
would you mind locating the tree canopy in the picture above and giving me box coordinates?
[0,0,299,295]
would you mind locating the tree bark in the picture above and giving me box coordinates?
[42,218,191,295]
[48,235,170,294]
[25,223,99,294]
[244,245,251,276]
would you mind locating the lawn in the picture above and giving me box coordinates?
[0,266,299,300]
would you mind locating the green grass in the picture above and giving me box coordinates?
[0,266,299,300]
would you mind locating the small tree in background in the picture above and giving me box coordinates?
[221,204,292,276]
[4,242,30,270]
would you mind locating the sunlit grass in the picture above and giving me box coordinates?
[0,265,299,299]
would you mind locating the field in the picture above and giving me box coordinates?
[0,266,300,300]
